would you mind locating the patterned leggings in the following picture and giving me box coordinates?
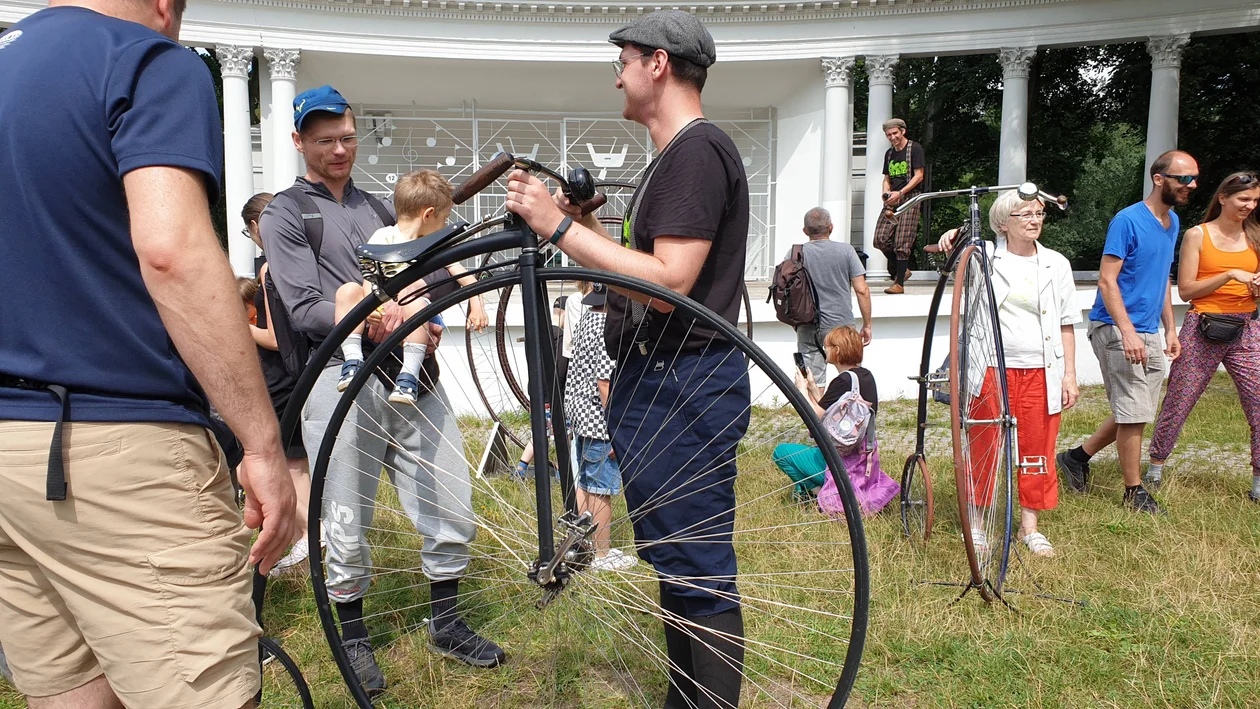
[1149,311,1260,472]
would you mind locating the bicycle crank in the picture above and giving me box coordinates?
[528,510,597,608]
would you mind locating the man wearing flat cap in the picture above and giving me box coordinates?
[506,9,749,707]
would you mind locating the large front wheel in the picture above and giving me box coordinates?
[301,267,869,707]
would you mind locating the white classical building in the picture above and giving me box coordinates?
[2,0,1256,402]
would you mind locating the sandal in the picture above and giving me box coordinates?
[1021,531,1056,558]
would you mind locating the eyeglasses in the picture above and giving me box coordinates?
[240,227,251,239]
[612,53,652,78]
[1158,173,1198,185]
[310,135,359,148]
[1009,211,1046,222]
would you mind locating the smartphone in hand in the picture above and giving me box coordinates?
[793,352,809,377]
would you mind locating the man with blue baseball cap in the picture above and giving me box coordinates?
[260,85,503,696]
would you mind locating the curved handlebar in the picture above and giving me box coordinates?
[452,152,514,205]
[451,151,607,217]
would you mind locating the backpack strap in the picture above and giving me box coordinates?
[363,192,396,228]
[280,186,325,261]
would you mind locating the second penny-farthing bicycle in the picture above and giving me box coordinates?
[280,153,869,707]
[896,182,1067,603]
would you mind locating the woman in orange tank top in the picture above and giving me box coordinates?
[1148,172,1260,502]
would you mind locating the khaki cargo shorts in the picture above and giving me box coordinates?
[1088,320,1166,425]
[0,421,260,707]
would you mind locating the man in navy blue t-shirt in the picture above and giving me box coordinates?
[0,0,295,706]
[1057,151,1198,515]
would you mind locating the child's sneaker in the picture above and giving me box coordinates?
[337,360,362,392]
[389,372,420,405]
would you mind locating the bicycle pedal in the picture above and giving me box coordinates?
[1018,455,1048,475]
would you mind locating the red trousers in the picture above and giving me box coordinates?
[966,368,1060,511]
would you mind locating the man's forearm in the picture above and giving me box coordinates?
[858,292,872,328]
[1162,283,1177,332]
[903,169,925,194]
[127,168,282,455]
[1099,278,1137,334]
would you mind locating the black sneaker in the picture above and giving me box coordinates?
[1123,485,1166,515]
[428,617,506,668]
[1056,451,1090,493]
[342,637,387,695]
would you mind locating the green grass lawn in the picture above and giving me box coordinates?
[2,376,1258,708]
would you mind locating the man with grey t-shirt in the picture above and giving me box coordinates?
[786,207,872,384]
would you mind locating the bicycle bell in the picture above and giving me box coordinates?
[566,167,597,203]
[1017,182,1039,201]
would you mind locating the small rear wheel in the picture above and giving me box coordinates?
[899,453,933,543]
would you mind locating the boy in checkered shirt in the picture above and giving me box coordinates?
[566,283,636,572]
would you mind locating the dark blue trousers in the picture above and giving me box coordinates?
[608,343,751,616]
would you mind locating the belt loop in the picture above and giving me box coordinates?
[45,385,69,501]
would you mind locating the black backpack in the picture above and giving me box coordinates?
[767,244,819,328]
[266,186,393,378]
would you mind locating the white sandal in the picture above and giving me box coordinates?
[1021,531,1056,558]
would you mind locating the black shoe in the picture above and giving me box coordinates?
[342,637,387,695]
[1123,485,1166,515]
[1056,451,1089,493]
[429,617,506,668]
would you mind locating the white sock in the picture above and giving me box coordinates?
[402,342,428,378]
[342,335,363,363]
[1147,463,1164,482]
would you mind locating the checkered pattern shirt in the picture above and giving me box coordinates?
[565,310,615,440]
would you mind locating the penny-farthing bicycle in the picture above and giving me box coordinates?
[464,178,755,451]
[896,182,1067,603]
[280,153,869,707]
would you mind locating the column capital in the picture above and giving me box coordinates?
[998,47,1037,80]
[1147,34,1191,70]
[214,44,253,79]
[263,48,302,81]
[864,55,899,86]
[821,57,856,89]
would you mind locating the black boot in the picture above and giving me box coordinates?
[660,586,699,709]
[688,607,744,709]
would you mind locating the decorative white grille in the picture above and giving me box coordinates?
[351,106,774,279]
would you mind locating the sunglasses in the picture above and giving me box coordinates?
[1158,173,1198,185]
[612,52,652,78]
[1233,173,1257,185]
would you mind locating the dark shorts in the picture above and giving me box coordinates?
[608,343,751,617]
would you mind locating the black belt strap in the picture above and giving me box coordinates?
[0,376,70,501]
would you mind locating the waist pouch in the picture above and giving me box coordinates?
[1196,310,1256,344]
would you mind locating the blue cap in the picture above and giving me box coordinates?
[293,85,350,131]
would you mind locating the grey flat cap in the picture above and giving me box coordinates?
[609,10,716,68]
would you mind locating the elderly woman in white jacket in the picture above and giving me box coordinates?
[937,189,1081,557]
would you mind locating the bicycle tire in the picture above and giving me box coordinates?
[899,453,933,543]
[258,636,316,709]
[305,267,868,708]
[948,244,1015,601]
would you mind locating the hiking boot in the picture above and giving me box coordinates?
[342,637,387,695]
[1056,451,1089,493]
[337,360,363,392]
[388,373,419,405]
[884,283,904,295]
[1123,485,1166,515]
[428,617,506,668]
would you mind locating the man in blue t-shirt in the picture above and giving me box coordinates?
[1057,150,1199,515]
[0,1,295,706]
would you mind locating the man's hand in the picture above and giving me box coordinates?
[884,191,903,207]
[860,324,873,346]
[367,302,405,341]
[237,448,297,574]
[1061,373,1079,410]
[937,228,960,253]
[1120,329,1148,366]
[506,170,565,238]
[1165,329,1181,361]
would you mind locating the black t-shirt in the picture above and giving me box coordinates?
[819,366,878,419]
[882,140,926,194]
[604,122,749,359]
[256,270,297,413]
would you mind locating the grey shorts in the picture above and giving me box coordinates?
[1088,320,1166,424]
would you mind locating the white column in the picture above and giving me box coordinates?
[215,45,256,277]
[264,48,302,193]
[862,54,898,278]
[821,57,856,245]
[1144,34,1190,194]
[257,49,273,196]
[998,47,1036,186]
